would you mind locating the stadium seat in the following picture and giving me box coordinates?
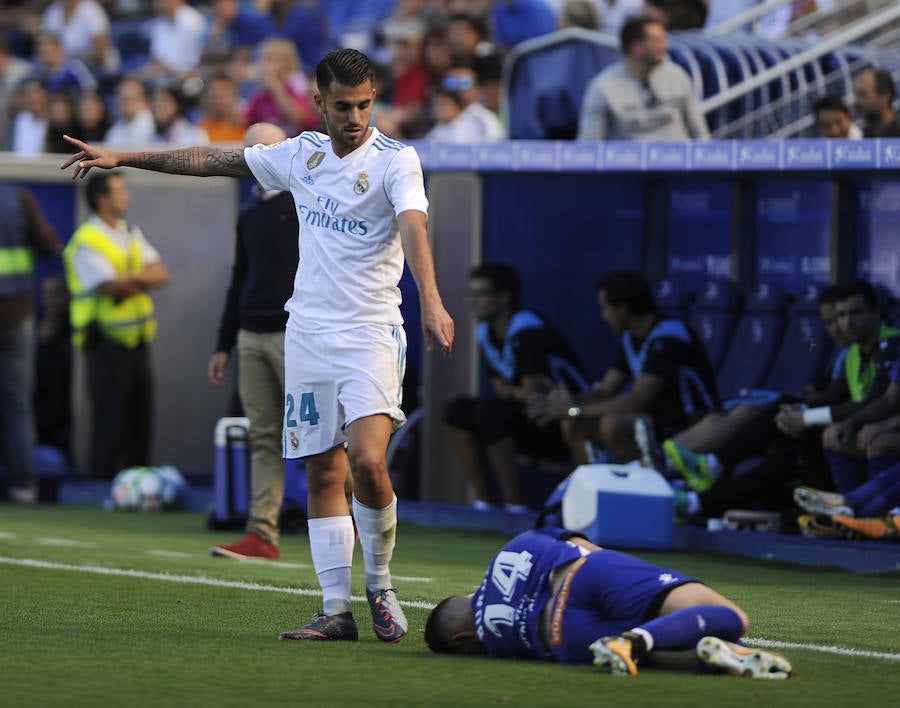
[111,19,150,73]
[654,278,694,320]
[716,282,790,400]
[688,279,743,373]
[501,28,621,140]
[762,282,832,395]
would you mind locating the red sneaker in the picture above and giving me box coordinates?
[210,533,279,560]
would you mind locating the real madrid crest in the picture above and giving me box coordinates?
[354,172,369,195]
[306,151,325,170]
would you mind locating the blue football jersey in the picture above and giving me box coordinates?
[471,528,586,659]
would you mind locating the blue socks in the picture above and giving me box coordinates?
[633,605,744,652]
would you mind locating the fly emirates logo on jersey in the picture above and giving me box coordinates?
[297,195,369,236]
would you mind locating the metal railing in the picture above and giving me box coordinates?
[700,2,900,138]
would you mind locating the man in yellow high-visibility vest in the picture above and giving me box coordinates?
[63,172,169,480]
[0,183,61,504]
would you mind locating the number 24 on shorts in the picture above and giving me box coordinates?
[285,392,320,426]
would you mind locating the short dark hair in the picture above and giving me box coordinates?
[857,66,897,102]
[833,279,879,311]
[813,94,851,117]
[84,170,122,213]
[316,48,374,94]
[817,283,841,307]
[619,16,661,54]
[596,270,656,315]
[470,263,522,309]
[447,12,488,38]
[424,597,459,654]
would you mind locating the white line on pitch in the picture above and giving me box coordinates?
[146,549,195,558]
[0,556,436,610]
[4,555,894,658]
[0,532,17,540]
[740,637,900,662]
[36,538,97,548]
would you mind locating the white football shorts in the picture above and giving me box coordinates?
[282,323,407,459]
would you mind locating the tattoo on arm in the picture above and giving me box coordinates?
[121,147,252,178]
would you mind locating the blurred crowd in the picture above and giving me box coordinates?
[0,0,615,152]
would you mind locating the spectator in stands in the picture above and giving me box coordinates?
[577,16,709,141]
[45,90,79,153]
[446,263,588,511]
[104,77,155,146]
[558,0,601,30]
[63,171,170,480]
[423,88,465,142]
[10,79,49,156]
[527,270,719,465]
[0,184,62,504]
[197,72,246,143]
[795,357,900,539]
[0,36,34,149]
[595,0,644,33]
[200,0,274,80]
[852,67,900,138]
[265,0,337,73]
[430,65,505,143]
[446,13,504,113]
[41,0,120,76]
[150,82,209,147]
[74,90,111,142]
[138,0,206,82]
[378,17,430,139]
[422,27,454,87]
[34,274,72,461]
[491,0,557,50]
[813,94,862,139]
[242,37,318,138]
[34,31,97,96]
[208,122,299,561]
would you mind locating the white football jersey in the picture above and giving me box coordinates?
[244,127,429,332]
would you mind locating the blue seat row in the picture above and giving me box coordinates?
[653,278,833,401]
[503,27,877,140]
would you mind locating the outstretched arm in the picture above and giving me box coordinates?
[60,135,253,180]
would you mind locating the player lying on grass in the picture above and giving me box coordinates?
[425,528,793,678]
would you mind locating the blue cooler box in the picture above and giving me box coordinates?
[561,463,674,550]
[212,417,309,528]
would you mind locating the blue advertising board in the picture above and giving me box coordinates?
[755,179,832,289]
[666,180,733,286]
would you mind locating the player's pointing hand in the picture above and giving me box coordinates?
[60,135,119,180]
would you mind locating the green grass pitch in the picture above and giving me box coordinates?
[1,506,898,707]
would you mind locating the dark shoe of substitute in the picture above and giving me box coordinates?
[278,612,359,641]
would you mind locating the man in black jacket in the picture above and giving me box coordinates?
[208,122,298,560]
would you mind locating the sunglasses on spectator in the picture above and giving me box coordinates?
[443,75,475,91]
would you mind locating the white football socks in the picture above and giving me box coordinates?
[352,494,397,591]
[308,515,354,616]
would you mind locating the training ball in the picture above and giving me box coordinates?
[110,466,186,512]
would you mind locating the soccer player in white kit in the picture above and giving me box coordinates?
[61,48,455,643]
